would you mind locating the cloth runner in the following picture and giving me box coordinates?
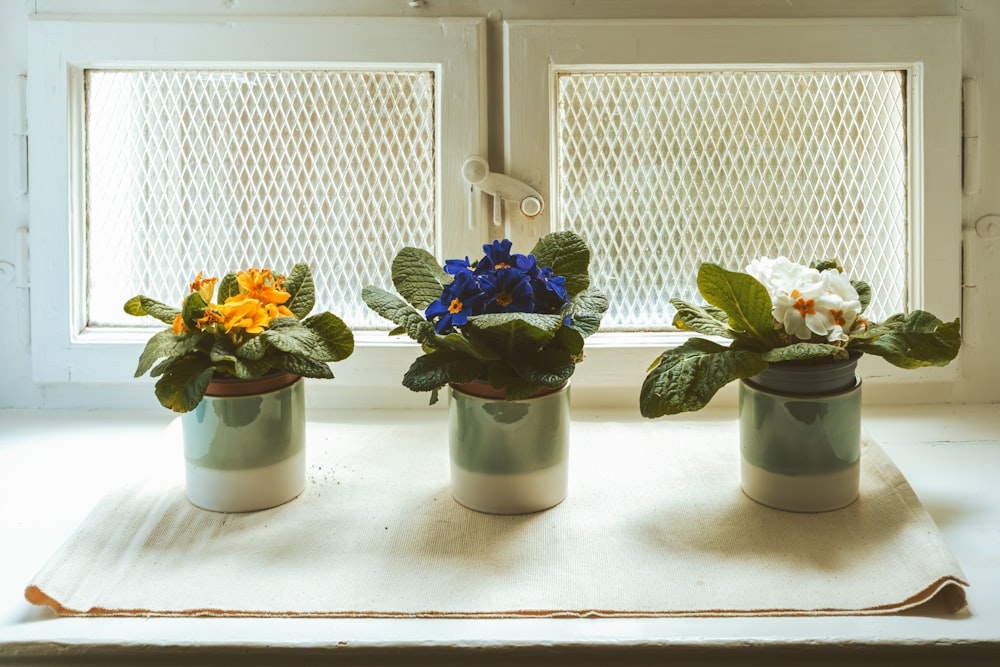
[26,417,968,617]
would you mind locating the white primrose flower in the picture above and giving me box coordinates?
[747,257,861,343]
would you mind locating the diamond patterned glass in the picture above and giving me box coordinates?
[85,68,436,329]
[557,70,907,330]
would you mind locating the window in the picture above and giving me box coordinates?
[28,17,486,384]
[28,15,961,396]
[503,18,960,387]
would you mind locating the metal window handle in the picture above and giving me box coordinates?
[462,157,543,228]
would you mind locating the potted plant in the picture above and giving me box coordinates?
[640,257,961,512]
[124,263,354,512]
[362,231,607,514]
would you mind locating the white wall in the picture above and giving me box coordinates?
[1,0,998,409]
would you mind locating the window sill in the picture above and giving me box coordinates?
[0,405,998,665]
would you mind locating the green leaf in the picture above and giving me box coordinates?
[552,324,585,358]
[640,338,768,417]
[402,350,484,395]
[133,328,204,378]
[302,311,355,361]
[760,343,845,363]
[391,247,449,310]
[851,311,961,369]
[852,280,872,314]
[260,316,346,362]
[235,336,266,361]
[435,331,501,361]
[269,352,335,379]
[810,259,841,272]
[670,298,735,338]
[217,272,241,302]
[362,286,437,346]
[563,285,608,337]
[696,263,775,343]
[283,263,315,319]
[209,340,274,379]
[510,346,575,387]
[486,362,540,401]
[153,355,215,413]
[181,292,208,330]
[123,295,180,326]
[531,230,591,297]
[465,312,563,355]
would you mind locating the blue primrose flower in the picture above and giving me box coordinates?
[443,256,472,276]
[476,239,535,274]
[530,266,569,313]
[424,270,487,334]
[481,268,535,314]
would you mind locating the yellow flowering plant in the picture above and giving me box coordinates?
[124,263,354,412]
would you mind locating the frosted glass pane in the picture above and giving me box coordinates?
[557,70,907,330]
[85,68,436,329]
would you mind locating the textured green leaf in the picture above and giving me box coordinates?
[181,292,208,330]
[696,263,774,343]
[217,272,241,302]
[851,311,961,369]
[670,298,734,338]
[531,230,591,297]
[269,352,335,379]
[209,340,274,379]
[283,263,315,319]
[510,346,575,387]
[464,312,562,355]
[760,343,844,363]
[260,316,349,362]
[362,286,437,346]
[153,355,215,413]
[552,324,585,358]
[563,285,608,337]
[435,331,501,361]
[302,311,355,361]
[391,247,449,310]
[235,336,266,361]
[123,295,180,326]
[402,350,484,396]
[486,362,539,401]
[133,329,204,378]
[852,280,872,314]
[810,259,841,272]
[640,338,767,417]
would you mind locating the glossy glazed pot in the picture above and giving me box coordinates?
[738,357,861,512]
[448,381,570,514]
[181,372,305,512]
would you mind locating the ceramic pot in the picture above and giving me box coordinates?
[181,372,305,512]
[448,381,570,514]
[738,357,861,512]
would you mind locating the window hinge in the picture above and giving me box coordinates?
[962,78,980,195]
[962,216,1000,345]
[13,73,28,194]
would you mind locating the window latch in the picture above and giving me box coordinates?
[462,157,543,228]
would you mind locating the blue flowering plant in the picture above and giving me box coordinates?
[362,231,608,403]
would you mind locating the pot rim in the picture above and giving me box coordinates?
[205,371,301,398]
[740,374,861,399]
[450,379,569,401]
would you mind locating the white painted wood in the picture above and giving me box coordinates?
[504,17,962,390]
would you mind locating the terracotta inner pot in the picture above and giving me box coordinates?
[205,372,300,397]
[451,380,568,400]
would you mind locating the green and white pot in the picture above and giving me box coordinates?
[738,357,861,513]
[448,381,570,514]
[181,372,306,512]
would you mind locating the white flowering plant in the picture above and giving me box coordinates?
[639,257,961,418]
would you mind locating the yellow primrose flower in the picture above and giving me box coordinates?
[217,296,275,336]
[189,271,218,303]
[237,268,290,306]
[196,306,225,331]
[171,312,188,335]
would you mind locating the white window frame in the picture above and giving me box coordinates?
[27,16,487,386]
[503,18,962,393]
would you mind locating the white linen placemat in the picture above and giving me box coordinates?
[26,417,968,617]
